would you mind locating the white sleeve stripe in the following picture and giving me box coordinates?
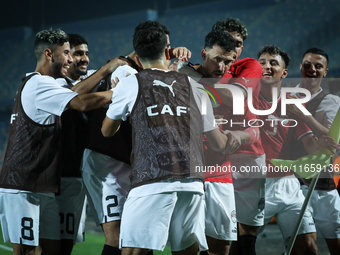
[297,131,313,141]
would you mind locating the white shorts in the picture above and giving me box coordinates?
[229,153,266,226]
[55,177,87,243]
[82,150,131,225]
[204,182,237,241]
[301,185,340,239]
[82,149,131,180]
[119,191,208,252]
[260,176,316,245]
[0,192,60,246]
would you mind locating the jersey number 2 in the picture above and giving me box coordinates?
[106,195,119,217]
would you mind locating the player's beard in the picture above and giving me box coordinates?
[52,60,66,79]
[74,62,88,76]
[75,67,87,76]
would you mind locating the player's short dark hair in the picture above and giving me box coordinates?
[134,20,170,38]
[204,30,236,53]
[34,29,68,60]
[133,27,167,62]
[302,47,329,65]
[212,18,248,41]
[257,45,290,68]
[68,33,88,49]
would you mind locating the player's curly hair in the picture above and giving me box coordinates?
[205,30,236,53]
[133,27,167,62]
[257,45,290,68]
[212,18,248,41]
[68,33,88,49]
[34,29,68,60]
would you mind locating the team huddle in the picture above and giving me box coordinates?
[0,17,340,255]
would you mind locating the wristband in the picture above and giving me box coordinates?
[245,126,259,145]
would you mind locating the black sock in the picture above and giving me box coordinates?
[146,250,153,255]
[200,251,209,255]
[229,241,239,255]
[238,235,257,255]
[101,244,121,255]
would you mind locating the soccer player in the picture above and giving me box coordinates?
[256,44,331,255]
[79,46,134,255]
[288,48,340,255]
[211,18,264,255]
[55,33,126,255]
[82,21,192,255]
[0,29,119,255]
[55,33,89,255]
[58,34,131,254]
[102,24,240,255]
[178,30,258,255]
[124,20,192,73]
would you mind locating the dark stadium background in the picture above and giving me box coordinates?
[1,0,214,30]
[0,1,339,253]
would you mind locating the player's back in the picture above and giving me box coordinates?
[129,69,204,188]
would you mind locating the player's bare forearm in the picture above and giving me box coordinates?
[101,117,121,137]
[300,114,329,136]
[70,71,103,94]
[302,134,320,154]
[67,91,112,112]
[204,128,229,152]
[71,57,127,94]
[230,130,250,145]
[286,96,328,136]
[215,87,234,107]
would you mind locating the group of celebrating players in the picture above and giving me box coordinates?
[0,16,339,255]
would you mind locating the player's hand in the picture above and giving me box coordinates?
[169,47,191,62]
[313,135,340,154]
[111,72,131,89]
[105,57,127,73]
[222,130,242,154]
[169,60,179,71]
[111,77,119,89]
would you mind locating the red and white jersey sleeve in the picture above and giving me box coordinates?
[216,58,264,156]
[221,57,262,95]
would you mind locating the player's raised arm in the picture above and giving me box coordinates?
[67,90,113,112]
[71,57,127,94]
